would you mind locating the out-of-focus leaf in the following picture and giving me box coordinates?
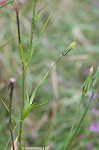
[37,5,47,14]
[0,37,17,50]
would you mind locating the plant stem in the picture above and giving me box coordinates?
[18,61,25,148]
[29,54,62,104]
[15,6,21,44]
[64,92,94,150]
[8,78,15,150]
[14,1,25,147]
[36,55,62,92]
[68,93,85,139]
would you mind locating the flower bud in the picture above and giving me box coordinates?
[62,42,76,56]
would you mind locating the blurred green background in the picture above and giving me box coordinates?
[0,0,99,149]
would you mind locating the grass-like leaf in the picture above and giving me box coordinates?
[64,97,93,150]
[22,100,48,121]
[0,0,13,9]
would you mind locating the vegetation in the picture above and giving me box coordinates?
[0,0,99,149]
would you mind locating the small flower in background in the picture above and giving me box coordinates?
[26,140,30,147]
[83,68,89,76]
[89,122,99,132]
[89,91,96,101]
[91,107,99,116]
[0,0,6,5]
[86,143,93,150]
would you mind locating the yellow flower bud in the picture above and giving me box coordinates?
[62,42,76,56]
[69,42,76,49]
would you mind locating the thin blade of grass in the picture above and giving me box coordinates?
[0,0,13,9]
[64,95,93,150]
[0,37,17,50]
[0,98,10,112]
[0,98,17,123]
[68,67,93,139]
[37,10,53,40]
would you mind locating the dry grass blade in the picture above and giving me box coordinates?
[25,146,51,150]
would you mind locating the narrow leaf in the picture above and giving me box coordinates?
[0,0,13,9]
[22,100,48,121]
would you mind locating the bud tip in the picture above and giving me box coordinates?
[69,42,76,49]
[90,66,93,74]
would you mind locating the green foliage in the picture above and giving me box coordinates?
[0,0,99,149]
[22,99,48,121]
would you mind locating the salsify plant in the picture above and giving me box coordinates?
[0,0,76,149]
[0,0,99,150]
[64,66,99,150]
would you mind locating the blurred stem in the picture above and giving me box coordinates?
[30,54,62,104]
[64,92,94,150]
[15,1,25,148]
[18,60,25,148]
[35,55,62,92]
[68,93,85,138]
[43,55,62,81]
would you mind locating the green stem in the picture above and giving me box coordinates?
[64,96,93,150]
[43,55,62,81]
[14,1,25,147]
[29,55,62,104]
[68,93,85,138]
[18,61,25,148]
[22,61,25,109]
[36,55,62,92]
